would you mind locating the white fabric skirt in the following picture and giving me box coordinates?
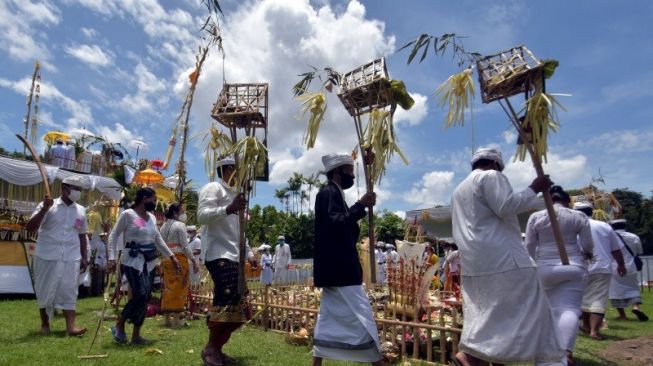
[34,257,80,320]
[313,285,382,362]
[537,264,588,351]
[609,271,640,301]
[581,273,612,313]
[460,268,564,364]
[261,267,273,285]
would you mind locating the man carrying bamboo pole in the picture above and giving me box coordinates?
[197,157,256,366]
[26,175,89,336]
[312,153,383,366]
[451,148,565,366]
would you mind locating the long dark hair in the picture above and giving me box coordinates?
[132,187,156,209]
[550,185,570,204]
[165,203,182,219]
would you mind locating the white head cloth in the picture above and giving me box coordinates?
[216,157,236,168]
[609,218,626,225]
[470,148,504,170]
[186,225,197,232]
[278,235,285,241]
[321,153,354,174]
[573,201,594,210]
[385,243,395,250]
[62,175,89,189]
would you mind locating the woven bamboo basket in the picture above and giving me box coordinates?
[211,83,269,128]
[337,58,393,117]
[476,45,544,103]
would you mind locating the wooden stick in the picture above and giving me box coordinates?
[500,99,569,265]
[353,114,377,284]
[16,134,51,197]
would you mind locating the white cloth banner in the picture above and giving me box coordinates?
[0,155,122,200]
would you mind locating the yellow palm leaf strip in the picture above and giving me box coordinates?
[520,91,564,163]
[199,126,233,181]
[225,136,268,195]
[364,108,409,185]
[295,91,327,149]
[434,68,474,128]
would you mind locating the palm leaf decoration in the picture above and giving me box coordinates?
[361,108,409,185]
[296,91,327,149]
[515,91,566,163]
[435,68,475,128]
[224,136,268,194]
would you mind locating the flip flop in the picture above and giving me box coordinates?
[111,326,128,344]
[201,349,223,366]
[131,337,153,346]
[632,309,649,322]
[221,352,237,364]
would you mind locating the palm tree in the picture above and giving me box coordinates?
[303,173,320,211]
[287,172,304,215]
[274,188,290,213]
[300,190,309,214]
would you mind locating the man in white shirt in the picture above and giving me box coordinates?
[574,202,627,339]
[197,157,256,366]
[374,242,386,284]
[272,235,292,285]
[26,175,89,336]
[186,225,202,286]
[609,219,647,322]
[49,139,67,167]
[451,148,563,366]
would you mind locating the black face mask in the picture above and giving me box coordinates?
[144,201,156,212]
[340,172,355,190]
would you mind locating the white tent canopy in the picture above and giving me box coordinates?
[406,199,545,239]
[0,155,122,200]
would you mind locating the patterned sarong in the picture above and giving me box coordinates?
[205,258,252,324]
[161,252,190,313]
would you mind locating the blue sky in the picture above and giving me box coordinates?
[1,0,652,217]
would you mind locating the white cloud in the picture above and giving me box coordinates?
[403,170,455,206]
[502,130,516,144]
[97,122,141,145]
[80,27,97,39]
[65,44,113,67]
[182,0,396,190]
[586,128,653,154]
[503,153,590,192]
[394,210,406,220]
[0,77,93,129]
[118,63,167,114]
[0,0,60,70]
[394,93,428,126]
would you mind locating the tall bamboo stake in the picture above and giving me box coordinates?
[353,113,377,284]
[499,98,569,265]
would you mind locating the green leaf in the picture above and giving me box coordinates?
[407,34,428,64]
[419,38,431,62]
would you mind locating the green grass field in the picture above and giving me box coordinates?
[0,291,650,365]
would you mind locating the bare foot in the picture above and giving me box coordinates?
[39,325,50,335]
[615,316,628,321]
[202,348,223,366]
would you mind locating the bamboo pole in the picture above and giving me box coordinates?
[500,98,569,265]
[352,113,377,284]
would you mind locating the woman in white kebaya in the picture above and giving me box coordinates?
[525,185,594,366]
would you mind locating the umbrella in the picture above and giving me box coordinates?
[128,139,149,157]
[154,187,175,203]
[133,168,164,185]
[69,127,96,148]
[43,131,71,144]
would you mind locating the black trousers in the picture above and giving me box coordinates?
[121,263,152,326]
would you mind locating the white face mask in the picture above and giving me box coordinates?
[178,213,187,222]
[68,190,81,202]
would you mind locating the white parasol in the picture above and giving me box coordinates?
[128,139,149,160]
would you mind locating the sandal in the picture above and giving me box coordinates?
[202,348,223,366]
[111,327,128,344]
[221,352,237,364]
[131,337,153,346]
[632,309,649,322]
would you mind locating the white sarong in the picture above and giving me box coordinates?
[313,285,382,362]
[261,267,273,285]
[581,273,612,313]
[609,271,640,303]
[34,257,80,320]
[460,268,564,365]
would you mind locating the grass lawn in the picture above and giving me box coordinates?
[0,290,651,365]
